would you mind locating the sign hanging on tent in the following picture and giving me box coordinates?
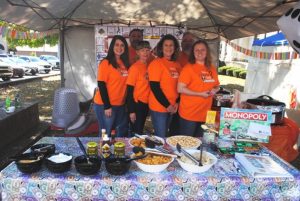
[94,24,186,65]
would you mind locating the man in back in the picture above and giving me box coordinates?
[177,32,199,67]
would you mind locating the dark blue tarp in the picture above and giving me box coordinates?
[252,32,289,46]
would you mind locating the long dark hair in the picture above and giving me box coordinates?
[156,34,180,61]
[189,39,212,68]
[106,35,130,69]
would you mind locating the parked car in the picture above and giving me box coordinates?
[0,58,25,78]
[9,57,38,75]
[40,55,60,70]
[0,60,13,81]
[19,56,51,73]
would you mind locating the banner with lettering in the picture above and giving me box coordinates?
[227,40,299,60]
[95,24,186,64]
[219,108,272,143]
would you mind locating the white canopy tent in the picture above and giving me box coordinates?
[0,0,298,100]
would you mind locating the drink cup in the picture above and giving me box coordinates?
[6,106,15,113]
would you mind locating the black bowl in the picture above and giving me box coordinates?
[45,153,72,173]
[105,156,131,175]
[74,155,102,175]
[31,143,56,157]
[15,152,43,174]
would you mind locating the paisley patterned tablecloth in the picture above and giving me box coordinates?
[1,137,300,201]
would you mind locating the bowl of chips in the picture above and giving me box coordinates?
[166,135,201,150]
[134,153,174,173]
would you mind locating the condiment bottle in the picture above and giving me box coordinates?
[102,134,111,158]
[110,129,116,154]
[86,141,98,156]
[114,141,125,158]
[99,128,106,154]
[5,96,11,110]
[14,93,21,108]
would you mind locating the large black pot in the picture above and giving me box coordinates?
[246,95,285,125]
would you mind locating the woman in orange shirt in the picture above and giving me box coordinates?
[177,39,220,137]
[93,35,130,137]
[148,34,181,137]
[126,41,151,134]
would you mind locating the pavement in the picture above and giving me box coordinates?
[0,70,61,87]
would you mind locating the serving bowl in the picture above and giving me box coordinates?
[176,150,217,173]
[134,153,174,173]
[166,135,201,150]
[31,143,56,157]
[105,156,131,175]
[14,152,44,174]
[45,153,72,173]
[74,155,101,175]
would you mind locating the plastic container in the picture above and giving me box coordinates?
[51,88,80,128]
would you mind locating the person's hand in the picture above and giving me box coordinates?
[104,108,112,117]
[173,103,179,114]
[200,91,211,98]
[130,113,136,123]
[166,105,175,113]
[210,88,219,96]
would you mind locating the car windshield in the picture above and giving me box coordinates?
[0,58,14,64]
[45,56,58,60]
[12,58,27,64]
[30,57,41,62]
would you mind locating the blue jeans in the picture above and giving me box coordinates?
[93,104,128,137]
[150,110,172,138]
[179,115,204,137]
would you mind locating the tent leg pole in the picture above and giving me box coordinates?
[59,22,65,87]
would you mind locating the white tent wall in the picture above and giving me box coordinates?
[244,45,300,109]
[64,27,97,101]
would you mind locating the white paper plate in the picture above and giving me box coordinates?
[128,135,165,148]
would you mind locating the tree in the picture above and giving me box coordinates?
[1,20,59,49]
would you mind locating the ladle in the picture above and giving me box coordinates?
[76,137,92,165]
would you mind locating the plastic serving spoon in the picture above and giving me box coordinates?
[76,137,92,165]
[201,124,219,134]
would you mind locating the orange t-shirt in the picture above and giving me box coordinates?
[126,60,150,104]
[148,58,181,112]
[129,45,155,65]
[177,51,189,67]
[178,63,219,122]
[94,59,128,106]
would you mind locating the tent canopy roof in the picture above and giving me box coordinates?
[0,0,297,40]
[252,32,289,46]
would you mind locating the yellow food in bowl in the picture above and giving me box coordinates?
[130,138,146,148]
[137,154,172,165]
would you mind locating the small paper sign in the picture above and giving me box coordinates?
[205,110,217,125]
[247,122,272,138]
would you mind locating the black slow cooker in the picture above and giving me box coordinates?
[246,95,285,125]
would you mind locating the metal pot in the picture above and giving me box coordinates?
[246,95,285,125]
